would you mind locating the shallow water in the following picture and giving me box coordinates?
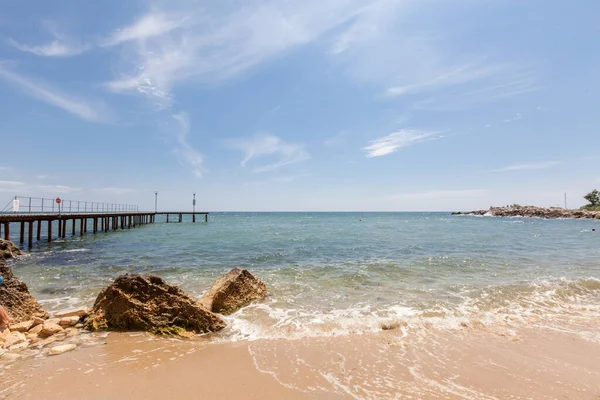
[6,212,600,340]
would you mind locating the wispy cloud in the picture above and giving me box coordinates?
[0,64,112,122]
[0,180,25,193]
[102,11,187,47]
[388,189,485,200]
[170,112,203,178]
[105,2,368,106]
[243,173,311,187]
[228,134,310,173]
[36,185,81,193]
[324,132,349,147]
[363,129,441,158]
[489,161,559,173]
[92,187,138,195]
[7,38,88,57]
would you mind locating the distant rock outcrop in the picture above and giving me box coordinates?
[452,206,600,219]
[200,268,268,315]
[0,239,24,260]
[0,261,48,323]
[84,274,226,334]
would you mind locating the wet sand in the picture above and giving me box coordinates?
[3,324,600,400]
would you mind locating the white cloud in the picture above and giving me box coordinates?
[0,65,112,123]
[489,161,559,173]
[170,112,204,177]
[105,1,368,106]
[92,187,138,195]
[228,134,310,173]
[36,185,81,193]
[7,38,88,57]
[388,189,485,200]
[363,129,440,158]
[324,132,349,147]
[103,11,187,47]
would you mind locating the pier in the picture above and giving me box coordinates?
[0,196,209,248]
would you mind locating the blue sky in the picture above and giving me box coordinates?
[0,0,599,211]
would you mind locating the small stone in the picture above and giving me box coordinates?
[40,322,64,337]
[46,318,60,325]
[74,323,83,329]
[9,320,34,333]
[64,328,80,337]
[32,316,45,326]
[2,331,26,348]
[8,341,29,351]
[0,352,21,361]
[59,316,80,327]
[49,344,76,355]
[28,324,43,334]
[0,327,10,342]
[26,333,39,344]
[54,308,89,319]
[35,335,59,348]
[381,322,401,331]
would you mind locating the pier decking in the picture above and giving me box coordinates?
[0,197,209,248]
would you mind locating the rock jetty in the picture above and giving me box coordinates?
[0,238,24,260]
[200,268,268,315]
[84,274,226,334]
[452,205,600,219]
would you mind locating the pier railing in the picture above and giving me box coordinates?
[0,196,139,214]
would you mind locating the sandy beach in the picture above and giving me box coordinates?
[3,321,600,400]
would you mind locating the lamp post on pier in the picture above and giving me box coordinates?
[193,193,196,213]
[154,191,158,213]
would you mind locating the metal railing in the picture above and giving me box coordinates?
[1,196,139,214]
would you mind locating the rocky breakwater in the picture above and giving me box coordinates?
[452,205,600,219]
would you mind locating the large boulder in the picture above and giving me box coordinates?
[0,261,48,323]
[0,239,24,260]
[199,268,268,315]
[84,274,226,334]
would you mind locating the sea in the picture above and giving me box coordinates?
[6,212,600,342]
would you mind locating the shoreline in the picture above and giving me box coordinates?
[452,205,600,219]
[4,324,600,399]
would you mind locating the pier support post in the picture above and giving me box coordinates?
[37,221,41,241]
[3,223,9,241]
[84,218,87,233]
[20,221,25,244]
[48,220,52,243]
[205,214,208,223]
[80,219,84,236]
[179,214,182,223]
[93,218,98,234]
[62,219,67,238]
[72,219,76,236]
[28,221,33,248]
[193,213,196,223]
[57,219,62,239]
[166,214,169,223]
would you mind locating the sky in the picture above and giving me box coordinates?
[0,0,599,211]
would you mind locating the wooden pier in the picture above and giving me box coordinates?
[0,211,209,248]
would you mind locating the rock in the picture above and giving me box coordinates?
[64,328,80,337]
[0,260,48,323]
[84,274,226,334]
[40,322,64,337]
[26,333,39,344]
[46,318,60,325]
[199,268,268,315]
[49,344,76,355]
[0,239,24,260]
[0,352,20,361]
[54,307,89,319]
[452,205,600,220]
[59,316,80,327]
[0,326,10,342]
[8,341,29,351]
[28,324,43,334]
[2,331,26,348]
[31,316,45,326]
[9,320,34,332]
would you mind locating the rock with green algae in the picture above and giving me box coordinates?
[84,274,226,334]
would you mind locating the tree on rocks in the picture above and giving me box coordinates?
[584,189,600,207]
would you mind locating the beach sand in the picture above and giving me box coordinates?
[3,324,600,399]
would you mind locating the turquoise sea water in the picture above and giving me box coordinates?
[6,212,600,340]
